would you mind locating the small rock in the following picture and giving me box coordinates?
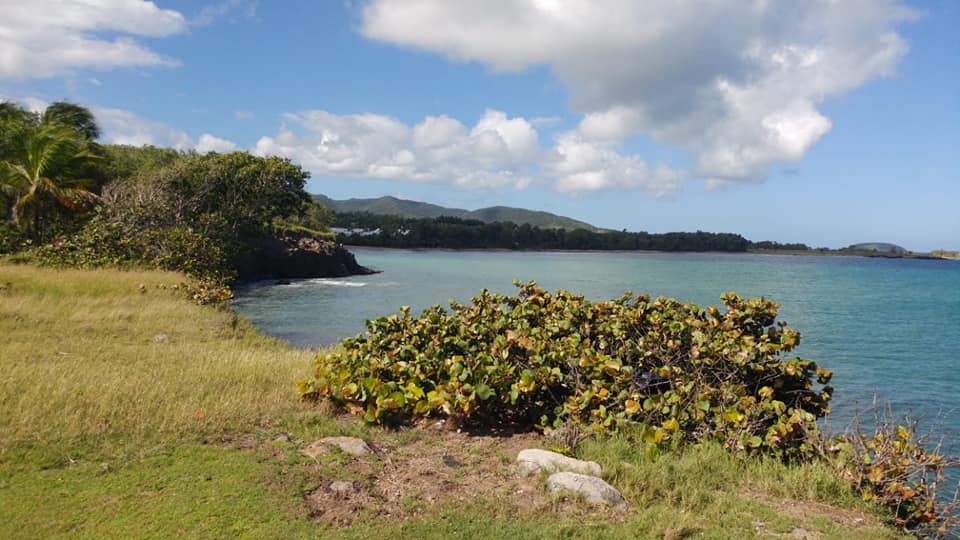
[328,480,359,495]
[546,472,626,507]
[302,436,374,458]
[442,454,463,468]
[516,448,602,477]
[787,528,820,539]
[153,334,168,343]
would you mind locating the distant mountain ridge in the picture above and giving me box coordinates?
[313,194,601,231]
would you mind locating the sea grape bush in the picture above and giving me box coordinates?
[301,281,834,459]
[830,414,960,535]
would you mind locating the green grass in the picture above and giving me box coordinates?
[0,443,317,539]
[0,262,904,538]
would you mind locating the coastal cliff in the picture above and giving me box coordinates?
[235,231,377,281]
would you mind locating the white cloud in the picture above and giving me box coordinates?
[548,132,685,195]
[361,0,917,184]
[196,133,237,154]
[253,108,684,195]
[413,115,465,148]
[254,109,543,190]
[94,107,235,154]
[94,107,194,149]
[0,0,186,79]
[234,110,254,121]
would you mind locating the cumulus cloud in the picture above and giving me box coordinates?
[45,99,677,195]
[195,133,238,153]
[0,0,186,79]
[254,109,544,189]
[94,107,194,149]
[548,132,685,195]
[361,0,917,184]
[253,108,684,194]
[93,107,235,154]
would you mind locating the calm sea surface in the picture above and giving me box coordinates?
[233,248,960,438]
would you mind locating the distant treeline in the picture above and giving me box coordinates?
[332,212,759,252]
[750,240,813,251]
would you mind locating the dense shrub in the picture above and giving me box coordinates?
[24,213,235,282]
[300,281,833,459]
[0,221,24,254]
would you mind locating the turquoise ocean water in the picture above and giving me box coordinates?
[233,248,960,438]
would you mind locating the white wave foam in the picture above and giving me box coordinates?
[306,278,367,288]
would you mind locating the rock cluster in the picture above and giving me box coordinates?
[515,448,626,507]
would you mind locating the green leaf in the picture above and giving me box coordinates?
[475,383,494,401]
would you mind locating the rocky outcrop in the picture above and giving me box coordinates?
[235,231,377,281]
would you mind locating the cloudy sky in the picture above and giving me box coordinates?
[1,0,957,250]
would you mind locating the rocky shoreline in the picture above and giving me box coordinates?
[235,231,379,282]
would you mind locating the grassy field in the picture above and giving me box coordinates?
[0,263,904,539]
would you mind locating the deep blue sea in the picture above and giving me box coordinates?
[233,248,960,440]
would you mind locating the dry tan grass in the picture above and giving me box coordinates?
[0,262,315,445]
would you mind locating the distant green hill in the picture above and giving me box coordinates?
[313,194,601,231]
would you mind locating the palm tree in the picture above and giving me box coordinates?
[42,101,101,140]
[0,124,100,241]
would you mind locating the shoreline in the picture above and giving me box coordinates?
[344,244,954,261]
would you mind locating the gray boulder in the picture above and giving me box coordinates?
[302,436,374,459]
[547,472,626,506]
[516,448,602,477]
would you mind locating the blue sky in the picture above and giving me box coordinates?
[1,0,957,250]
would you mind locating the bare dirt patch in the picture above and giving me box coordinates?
[303,428,550,523]
[300,427,631,526]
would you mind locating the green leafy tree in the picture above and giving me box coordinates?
[99,144,186,181]
[35,151,313,280]
[147,151,311,242]
[0,124,99,241]
[277,199,335,234]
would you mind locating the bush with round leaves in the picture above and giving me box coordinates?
[301,281,833,459]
